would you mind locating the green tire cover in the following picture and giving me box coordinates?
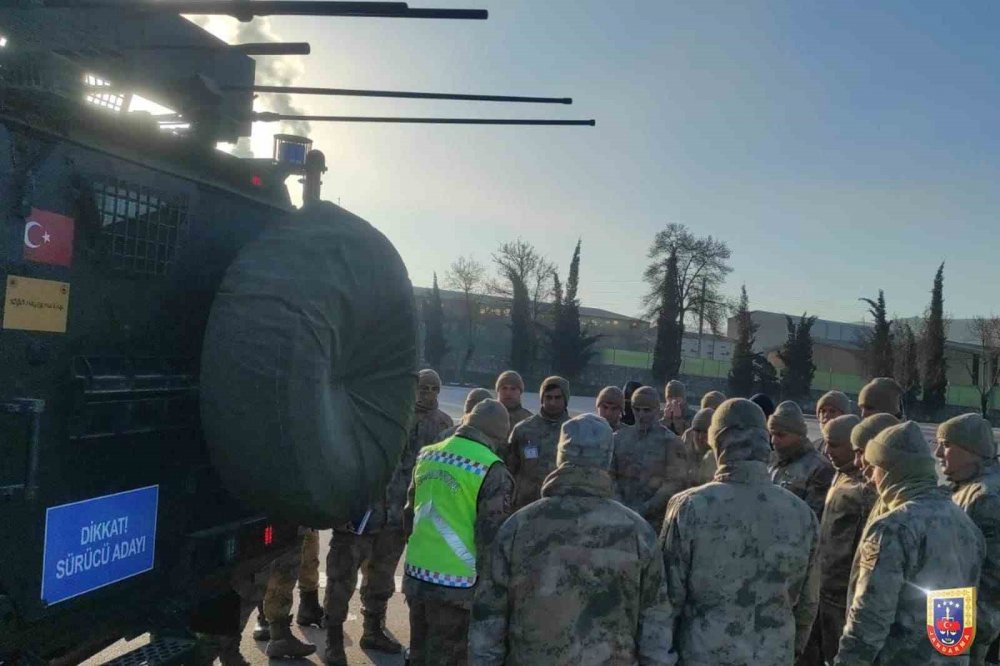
[200,201,417,527]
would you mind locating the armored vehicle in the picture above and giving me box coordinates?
[0,1,592,662]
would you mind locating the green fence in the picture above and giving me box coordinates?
[597,348,1000,409]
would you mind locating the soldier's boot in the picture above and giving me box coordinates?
[251,603,269,641]
[323,624,348,666]
[359,611,402,654]
[295,589,324,627]
[265,615,317,658]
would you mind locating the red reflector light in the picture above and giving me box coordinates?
[263,525,274,545]
[251,175,263,187]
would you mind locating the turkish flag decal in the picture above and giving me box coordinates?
[23,208,75,267]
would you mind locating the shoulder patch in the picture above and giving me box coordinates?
[858,538,880,571]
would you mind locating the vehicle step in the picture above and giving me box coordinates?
[101,637,197,666]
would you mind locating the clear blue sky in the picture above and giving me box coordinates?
[201,1,1000,324]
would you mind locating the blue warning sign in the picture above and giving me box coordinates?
[41,485,158,605]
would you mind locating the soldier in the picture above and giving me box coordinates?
[768,401,835,518]
[851,414,900,486]
[857,377,904,419]
[622,380,642,426]
[403,399,514,666]
[814,414,873,664]
[835,422,985,665]
[814,390,852,455]
[612,386,688,529]
[661,379,692,435]
[936,413,1000,665]
[751,392,776,419]
[495,370,532,436]
[470,414,673,665]
[595,385,625,431]
[507,376,571,511]
[660,398,821,664]
[438,388,493,441]
[680,407,716,487]
[700,390,726,410]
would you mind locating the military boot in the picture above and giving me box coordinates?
[360,611,402,654]
[251,603,269,641]
[295,589,324,627]
[265,615,317,658]
[323,624,348,666]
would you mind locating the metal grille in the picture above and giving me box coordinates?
[92,180,188,276]
[103,637,196,666]
[84,73,125,111]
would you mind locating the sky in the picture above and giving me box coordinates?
[192,0,1000,325]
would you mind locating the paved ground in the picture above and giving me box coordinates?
[88,386,949,664]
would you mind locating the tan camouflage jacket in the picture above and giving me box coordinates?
[386,407,453,529]
[660,460,821,665]
[951,464,1000,665]
[679,428,713,488]
[769,440,835,519]
[506,404,533,436]
[835,488,984,666]
[402,425,514,608]
[507,411,569,511]
[818,466,877,610]
[470,464,675,666]
[611,423,688,529]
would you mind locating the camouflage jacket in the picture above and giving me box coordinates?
[835,488,985,666]
[818,466,877,609]
[679,428,712,488]
[469,464,674,666]
[951,464,1000,664]
[769,441,835,519]
[386,407,453,529]
[507,411,569,511]
[660,403,694,437]
[611,424,688,528]
[402,425,514,608]
[506,404,533,436]
[660,460,821,665]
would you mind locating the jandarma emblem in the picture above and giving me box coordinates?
[926,587,976,656]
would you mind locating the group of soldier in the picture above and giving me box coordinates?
[224,369,999,666]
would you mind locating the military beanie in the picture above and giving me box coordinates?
[700,390,726,410]
[596,385,624,408]
[495,370,525,393]
[768,401,808,437]
[665,379,686,399]
[464,399,510,449]
[708,398,770,462]
[556,413,614,470]
[418,368,442,388]
[938,413,997,459]
[692,407,714,431]
[823,414,861,444]
[865,421,936,477]
[859,377,903,417]
[851,413,900,452]
[750,393,776,419]
[631,386,660,409]
[817,391,851,417]
[540,375,570,404]
[463,388,493,414]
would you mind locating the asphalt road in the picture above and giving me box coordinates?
[88,385,948,665]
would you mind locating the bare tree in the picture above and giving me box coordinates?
[445,256,486,379]
[966,316,1000,417]
[491,239,556,373]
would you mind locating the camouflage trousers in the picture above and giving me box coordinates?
[818,600,848,664]
[262,528,321,622]
[323,528,406,624]
[406,597,470,666]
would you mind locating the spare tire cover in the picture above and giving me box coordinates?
[200,201,417,527]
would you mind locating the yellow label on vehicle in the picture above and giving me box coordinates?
[3,275,70,333]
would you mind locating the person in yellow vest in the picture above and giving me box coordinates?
[403,398,514,666]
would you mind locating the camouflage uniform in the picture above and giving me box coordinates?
[661,398,821,665]
[836,422,985,666]
[403,422,515,666]
[506,404,533,434]
[262,528,320,621]
[950,463,1000,665]
[769,440,835,519]
[508,412,569,511]
[470,464,673,665]
[816,465,877,662]
[611,423,688,528]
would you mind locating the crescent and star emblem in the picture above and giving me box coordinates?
[23,220,51,249]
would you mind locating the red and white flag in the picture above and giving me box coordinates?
[23,208,75,267]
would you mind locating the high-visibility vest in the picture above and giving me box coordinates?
[404,435,501,588]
